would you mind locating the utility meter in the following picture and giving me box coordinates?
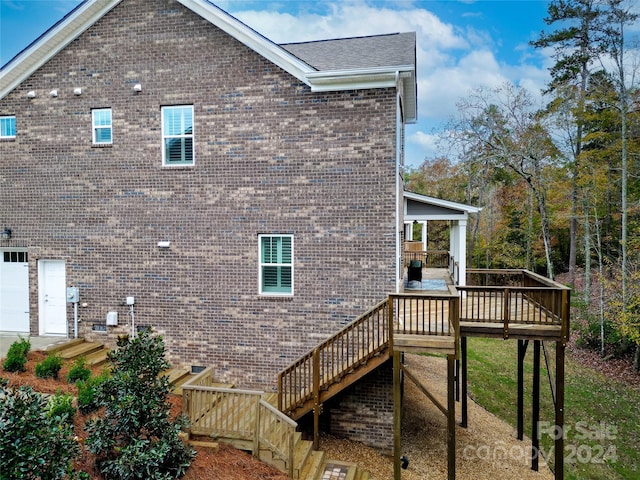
[66,287,79,303]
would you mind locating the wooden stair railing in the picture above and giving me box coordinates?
[278,299,390,420]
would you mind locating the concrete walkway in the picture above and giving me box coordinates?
[0,333,69,358]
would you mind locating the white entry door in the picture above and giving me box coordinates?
[38,260,67,336]
[0,251,30,332]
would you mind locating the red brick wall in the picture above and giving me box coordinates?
[0,0,398,389]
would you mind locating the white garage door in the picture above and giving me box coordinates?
[0,250,30,333]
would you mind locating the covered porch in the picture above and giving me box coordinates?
[402,191,481,287]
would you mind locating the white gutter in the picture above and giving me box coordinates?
[395,70,403,293]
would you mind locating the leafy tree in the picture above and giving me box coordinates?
[532,0,608,285]
[451,83,561,278]
[0,379,81,480]
[85,330,195,480]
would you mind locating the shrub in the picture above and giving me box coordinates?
[48,390,76,425]
[67,357,91,383]
[35,352,63,379]
[0,382,81,480]
[77,370,109,414]
[2,337,31,373]
[85,330,195,480]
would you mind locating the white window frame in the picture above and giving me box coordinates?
[161,105,194,166]
[259,234,294,296]
[91,108,112,145]
[0,116,16,139]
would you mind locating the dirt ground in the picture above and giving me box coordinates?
[320,353,554,480]
[2,351,554,479]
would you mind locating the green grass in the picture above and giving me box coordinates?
[466,338,639,480]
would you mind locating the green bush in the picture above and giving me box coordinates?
[48,390,76,425]
[67,357,91,383]
[77,370,109,414]
[2,337,31,373]
[85,330,195,480]
[0,382,81,480]
[35,352,63,379]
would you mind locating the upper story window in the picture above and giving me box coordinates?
[162,105,194,166]
[92,108,112,145]
[0,116,16,139]
[259,235,293,295]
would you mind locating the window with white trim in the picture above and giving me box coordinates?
[162,105,194,166]
[0,116,16,139]
[259,235,293,295]
[92,108,112,144]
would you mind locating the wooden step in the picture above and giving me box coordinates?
[164,368,190,385]
[293,438,314,478]
[58,341,104,360]
[44,338,84,354]
[165,369,192,395]
[84,348,110,367]
[299,449,325,480]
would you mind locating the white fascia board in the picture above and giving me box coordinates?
[306,66,413,91]
[0,0,122,99]
[404,191,482,214]
[179,0,314,85]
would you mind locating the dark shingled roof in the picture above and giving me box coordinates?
[280,32,416,71]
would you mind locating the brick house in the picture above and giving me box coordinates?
[0,0,422,450]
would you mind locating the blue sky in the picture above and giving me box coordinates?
[0,0,555,167]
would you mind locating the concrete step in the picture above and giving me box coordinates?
[320,461,358,480]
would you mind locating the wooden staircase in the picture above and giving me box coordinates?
[45,339,192,393]
[181,378,372,479]
[46,338,110,366]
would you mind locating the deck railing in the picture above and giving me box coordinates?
[278,298,390,416]
[405,249,451,269]
[277,290,464,417]
[389,290,459,337]
[182,370,297,477]
[461,269,570,342]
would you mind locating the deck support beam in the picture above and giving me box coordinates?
[532,340,540,471]
[517,339,528,440]
[447,354,456,480]
[461,336,468,428]
[555,341,565,480]
[393,350,402,480]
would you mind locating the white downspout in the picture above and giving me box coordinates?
[395,71,403,293]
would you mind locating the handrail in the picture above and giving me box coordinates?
[257,400,297,478]
[278,299,390,416]
[181,378,298,478]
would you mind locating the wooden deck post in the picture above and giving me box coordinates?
[447,354,456,480]
[532,340,540,471]
[517,339,528,440]
[555,341,565,480]
[393,350,402,480]
[461,336,468,428]
[313,348,320,451]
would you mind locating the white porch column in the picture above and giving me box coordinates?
[405,222,413,241]
[450,219,467,286]
[421,222,427,251]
